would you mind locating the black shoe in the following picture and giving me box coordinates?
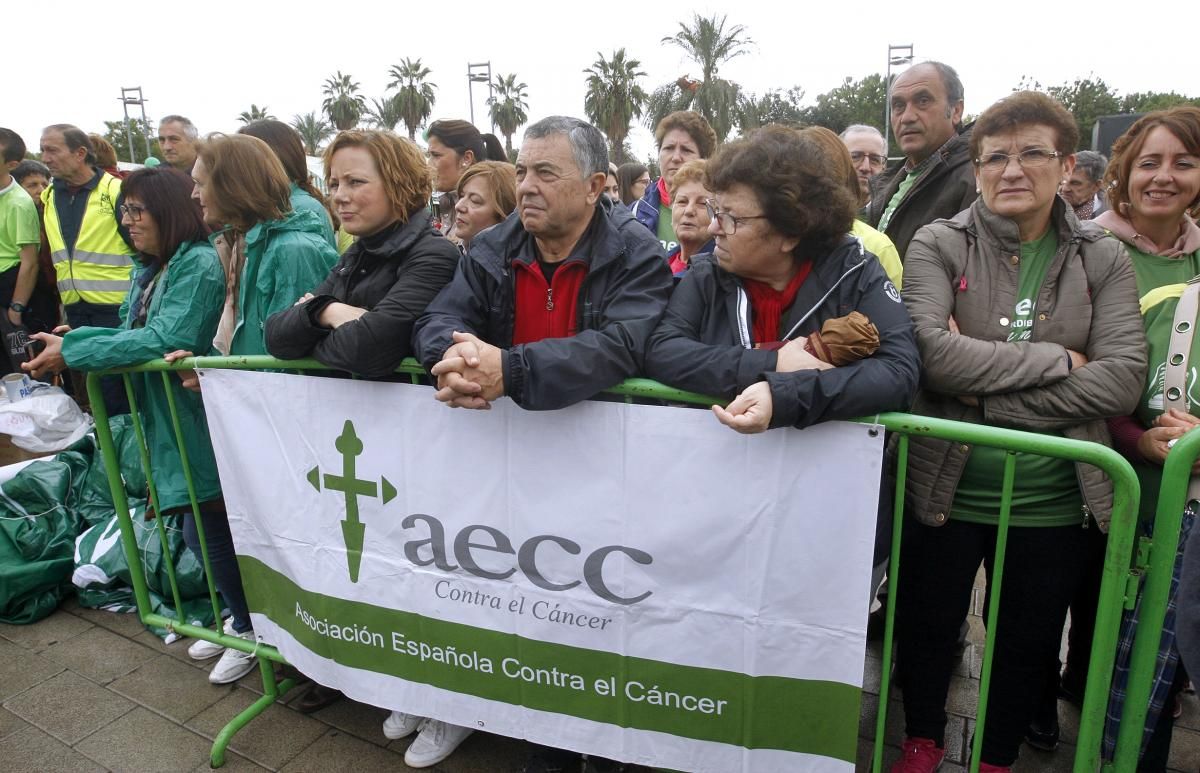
[295,683,343,714]
[1058,670,1085,708]
[1025,701,1060,752]
[866,606,887,642]
[521,747,583,773]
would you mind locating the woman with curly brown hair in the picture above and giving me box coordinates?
[895,91,1146,773]
[645,124,920,432]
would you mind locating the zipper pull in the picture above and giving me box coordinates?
[958,275,967,292]
[1081,504,1091,529]
[546,288,554,311]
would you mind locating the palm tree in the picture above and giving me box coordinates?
[649,14,753,141]
[487,74,530,158]
[387,58,437,140]
[322,71,366,131]
[583,49,648,164]
[291,112,333,155]
[237,104,274,124]
[365,96,404,132]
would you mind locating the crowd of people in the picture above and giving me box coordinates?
[1,56,1199,773]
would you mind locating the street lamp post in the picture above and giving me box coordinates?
[119,86,153,162]
[883,45,914,158]
[466,62,493,128]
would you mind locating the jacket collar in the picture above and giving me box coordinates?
[353,210,436,259]
[959,194,1089,251]
[467,197,627,279]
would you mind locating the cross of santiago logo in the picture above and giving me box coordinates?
[305,420,396,582]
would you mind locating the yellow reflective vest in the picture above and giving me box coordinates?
[42,172,134,305]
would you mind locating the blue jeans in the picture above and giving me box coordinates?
[181,501,252,634]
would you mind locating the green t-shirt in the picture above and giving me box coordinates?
[877,168,919,234]
[953,229,1085,526]
[1125,244,1200,525]
[657,202,677,255]
[0,178,40,273]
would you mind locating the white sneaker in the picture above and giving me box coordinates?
[382,710,423,740]
[187,618,233,660]
[403,720,473,768]
[208,626,256,684]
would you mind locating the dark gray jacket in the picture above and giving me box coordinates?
[645,237,920,428]
[412,198,672,410]
[865,123,977,261]
[901,197,1147,530]
[264,211,458,377]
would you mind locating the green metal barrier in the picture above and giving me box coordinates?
[84,356,1142,772]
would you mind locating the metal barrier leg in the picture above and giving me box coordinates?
[210,657,298,768]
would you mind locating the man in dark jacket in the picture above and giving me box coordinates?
[865,61,977,261]
[413,116,672,411]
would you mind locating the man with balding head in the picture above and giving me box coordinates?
[865,61,977,260]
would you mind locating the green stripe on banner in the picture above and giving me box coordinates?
[239,556,860,763]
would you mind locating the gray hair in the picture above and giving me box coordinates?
[523,116,609,178]
[1075,150,1108,183]
[43,124,95,165]
[159,115,199,140]
[840,124,886,144]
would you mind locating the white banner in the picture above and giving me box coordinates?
[200,370,883,772]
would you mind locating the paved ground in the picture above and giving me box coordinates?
[1,586,1198,772]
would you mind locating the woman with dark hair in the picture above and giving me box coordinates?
[1097,106,1200,772]
[22,166,234,677]
[645,124,920,431]
[617,161,650,206]
[426,119,506,192]
[451,160,516,251]
[894,92,1146,773]
[632,111,718,254]
[238,119,337,250]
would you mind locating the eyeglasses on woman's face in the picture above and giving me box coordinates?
[705,199,768,234]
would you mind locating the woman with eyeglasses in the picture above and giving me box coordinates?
[893,92,1147,773]
[645,124,920,433]
[617,162,649,206]
[1095,107,1200,773]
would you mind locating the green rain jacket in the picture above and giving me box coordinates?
[222,209,339,356]
[62,240,226,511]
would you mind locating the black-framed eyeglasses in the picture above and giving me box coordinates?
[974,148,1064,172]
[849,151,888,167]
[119,203,147,222]
[705,200,768,235]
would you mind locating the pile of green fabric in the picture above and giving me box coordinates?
[0,415,217,633]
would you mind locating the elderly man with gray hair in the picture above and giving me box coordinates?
[1060,149,1109,220]
[841,124,889,205]
[156,114,199,173]
[414,116,671,413]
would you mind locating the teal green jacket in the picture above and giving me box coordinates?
[222,209,339,356]
[289,183,337,251]
[62,240,226,511]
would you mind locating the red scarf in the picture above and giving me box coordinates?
[742,262,813,344]
[656,177,671,206]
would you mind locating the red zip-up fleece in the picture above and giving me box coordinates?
[511,259,587,344]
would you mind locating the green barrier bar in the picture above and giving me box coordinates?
[86,358,1142,771]
[970,453,1017,773]
[1112,427,1200,769]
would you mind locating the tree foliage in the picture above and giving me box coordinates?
[103,119,159,163]
[649,14,752,142]
[1016,75,1119,150]
[801,74,888,135]
[584,48,648,164]
[736,88,806,134]
[291,112,333,155]
[322,71,366,131]
[488,74,530,157]
[387,58,437,140]
[365,97,404,132]
[238,104,274,124]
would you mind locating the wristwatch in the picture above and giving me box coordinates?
[9,301,27,313]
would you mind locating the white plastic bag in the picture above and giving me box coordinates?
[0,384,94,452]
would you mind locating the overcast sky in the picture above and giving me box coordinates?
[12,0,1195,163]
